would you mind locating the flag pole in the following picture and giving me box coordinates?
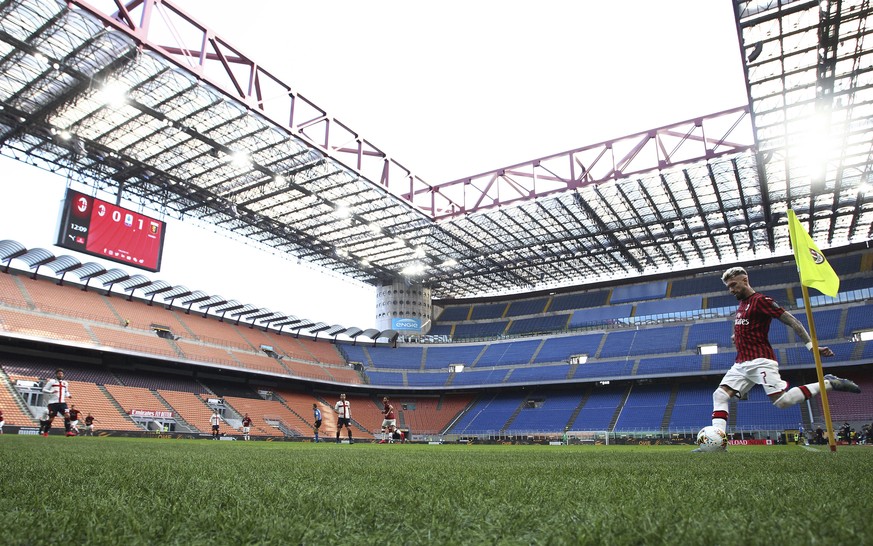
[798,284,837,452]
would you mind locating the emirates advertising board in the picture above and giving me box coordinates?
[56,189,166,272]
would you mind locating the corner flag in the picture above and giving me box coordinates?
[787,209,839,297]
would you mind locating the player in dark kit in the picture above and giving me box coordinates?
[67,404,82,436]
[312,403,322,443]
[84,413,96,436]
[695,267,860,451]
[380,397,396,444]
[241,413,253,441]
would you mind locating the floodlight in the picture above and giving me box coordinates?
[99,81,128,107]
[230,151,250,167]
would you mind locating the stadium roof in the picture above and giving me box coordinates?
[0,0,871,301]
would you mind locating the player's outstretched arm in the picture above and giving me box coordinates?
[778,310,834,356]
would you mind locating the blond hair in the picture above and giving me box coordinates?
[721,266,748,283]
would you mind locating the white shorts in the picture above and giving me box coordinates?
[720,358,788,397]
[382,419,396,429]
[70,420,79,427]
[242,427,250,433]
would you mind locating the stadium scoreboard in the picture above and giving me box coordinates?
[56,188,166,272]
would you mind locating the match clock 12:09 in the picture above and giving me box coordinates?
[56,188,167,272]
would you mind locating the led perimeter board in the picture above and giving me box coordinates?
[56,189,167,272]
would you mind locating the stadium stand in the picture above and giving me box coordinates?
[424,345,486,370]
[104,384,166,416]
[157,390,223,435]
[533,333,604,364]
[450,368,510,386]
[568,304,633,328]
[447,393,525,434]
[0,308,93,344]
[506,364,571,383]
[391,394,473,435]
[368,346,423,369]
[436,305,471,322]
[569,385,627,431]
[405,372,449,387]
[66,381,141,432]
[272,389,337,439]
[667,383,714,430]
[173,312,255,349]
[222,395,303,437]
[452,321,509,339]
[636,355,704,376]
[813,373,873,422]
[669,275,726,297]
[426,323,452,336]
[506,314,570,336]
[635,296,703,318]
[733,387,803,432]
[19,278,121,323]
[470,303,508,320]
[366,370,404,386]
[0,379,37,426]
[322,365,364,384]
[844,304,873,337]
[505,297,549,317]
[112,369,207,393]
[686,321,733,350]
[548,290,609,312]
[573,361,635,380]
[506,392,581,433]
[613,384,672,431]
[0,272,29,308]
[90,325,182,357]
[0,248,870,440]
[476,339,541,367]
[103,296,189,333]
[610,281,667,303]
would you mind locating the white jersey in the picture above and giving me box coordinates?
[210,414,221,426]
[42,379,71,404]
[334,400,351,419]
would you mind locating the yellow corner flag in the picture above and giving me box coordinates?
[787,209,840,297]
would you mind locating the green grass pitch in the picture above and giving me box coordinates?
[1,436,870,545]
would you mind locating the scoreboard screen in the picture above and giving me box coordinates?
[56,189,167,272]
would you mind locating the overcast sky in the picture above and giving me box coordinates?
[0,1,749,328]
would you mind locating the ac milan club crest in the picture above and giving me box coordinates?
[808,248,825,264]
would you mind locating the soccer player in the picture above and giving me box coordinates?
[41,368,73,437]
[210,410,222,440]
[0,407,4,434]
[312,403,322,443]
[380,396,396,444]
[84,413,96,436]
[696,267,860,450]
[334,393,353,444]
[68,404,82,436]
[241,413,252,441]
[38,408,50,436]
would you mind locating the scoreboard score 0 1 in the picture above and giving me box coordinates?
[56,189,167,272]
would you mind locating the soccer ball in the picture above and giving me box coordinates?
[696,426,728,452]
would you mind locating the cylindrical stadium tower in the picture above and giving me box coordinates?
[375,281,432,334]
